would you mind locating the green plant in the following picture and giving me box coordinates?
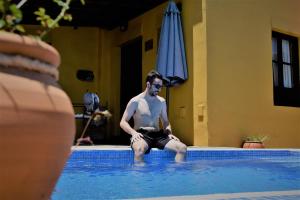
[0,0,84,39]
[243,135,268,143]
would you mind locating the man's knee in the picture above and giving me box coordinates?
[133,144,148,156]
[176,142,187,154]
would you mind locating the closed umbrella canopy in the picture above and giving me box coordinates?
[156,1,188,86]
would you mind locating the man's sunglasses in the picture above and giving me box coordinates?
[152,83,163,89]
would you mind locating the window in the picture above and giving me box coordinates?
[272,31,300,107]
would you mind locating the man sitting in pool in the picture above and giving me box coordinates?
[120,70,187,162]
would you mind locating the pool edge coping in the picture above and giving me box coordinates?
[71,146,300,152]
[133,190,300,200]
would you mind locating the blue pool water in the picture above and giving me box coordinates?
[51,149,300,200]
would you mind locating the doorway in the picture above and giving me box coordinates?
[119,36,142,144]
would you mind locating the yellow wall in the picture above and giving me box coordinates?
[181,0,208,146]
[46,0,300,147]
[51,27,100,105]
[205,0,300,147]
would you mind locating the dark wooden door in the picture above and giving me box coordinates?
[120,37,142,144]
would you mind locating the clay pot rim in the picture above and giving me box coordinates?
[0,31,60,67]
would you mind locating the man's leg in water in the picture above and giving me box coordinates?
[165,140,187,162]
[132,139,149,162]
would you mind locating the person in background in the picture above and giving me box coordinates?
[76,92,111,145]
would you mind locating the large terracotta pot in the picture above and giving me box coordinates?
[0,32,75,200]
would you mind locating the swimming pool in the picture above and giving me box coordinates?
[51,148,300,200]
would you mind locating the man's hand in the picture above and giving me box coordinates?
[131,132,144,142]
[168,134,180,141]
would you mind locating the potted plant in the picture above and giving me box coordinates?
[0,0,84,199]
[242,135,268,148]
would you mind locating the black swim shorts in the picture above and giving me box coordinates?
[131,129,171,154]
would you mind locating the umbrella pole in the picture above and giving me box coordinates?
[166,86,170,115]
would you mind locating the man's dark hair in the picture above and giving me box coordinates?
[146,70,163,84]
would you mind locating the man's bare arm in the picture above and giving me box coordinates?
[120,99,144,142]
[120,99,139,136]
[161,100,172,132]
[161,100,179,141]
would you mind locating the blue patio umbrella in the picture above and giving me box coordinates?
[156,1,188,111]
